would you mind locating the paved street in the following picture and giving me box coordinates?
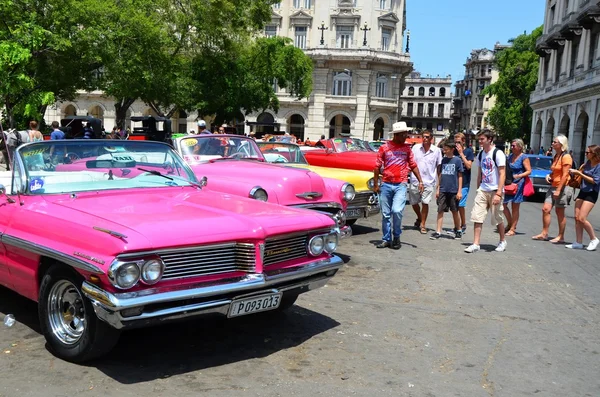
[1,194,599,397]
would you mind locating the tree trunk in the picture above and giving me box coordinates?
[114,98,135,129]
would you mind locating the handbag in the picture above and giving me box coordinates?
[504,183,518,195]
[567,165,584,189]
[523,176,535,197]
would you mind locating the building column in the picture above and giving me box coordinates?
[307,67,329,141]
[355,70,372,140]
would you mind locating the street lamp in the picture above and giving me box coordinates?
[318,21,328,46]
[360,23,371,47]
[345,68,371,141]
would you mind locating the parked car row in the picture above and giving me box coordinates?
[0,140,346,362]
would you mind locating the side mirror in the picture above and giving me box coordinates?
[200,176,208,187]
[0,184,5,195]
[325,148,333,154]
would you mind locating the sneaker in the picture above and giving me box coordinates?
[376,240,390,249]
[454,229,463,240]
[392,237,401,250]
[586,238,599,251]
[495,240,507,252]
[566,242,584,249]
[464,244,480,253]
[430,232,442,240]
[461,224,467,234]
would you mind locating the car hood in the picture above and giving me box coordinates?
[283,164,372,192]
[530,169,550,178]
[47,189,334,249]
[189,161,330,203]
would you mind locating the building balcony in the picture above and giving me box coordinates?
[530,66,600,105]
[369,97,398,110]
[453,96,463,102]
[324,95,357,108]
[305,47,412,67]
[576,2,600,28]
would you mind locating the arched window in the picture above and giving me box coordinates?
[418,87,425,96]
[332,71,352,96]
[375,74,388,98]
[408,87,415,96]
[429,87,435,96]
[439,87,446,97]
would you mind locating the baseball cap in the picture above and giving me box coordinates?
[197,120,206,127]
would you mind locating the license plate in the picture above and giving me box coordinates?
[228,293,282,318]
[367,204,380,213]
[347,208,363,218]
[538,187,548,193]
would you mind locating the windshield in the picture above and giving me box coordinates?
[331,138,372,153]
[16,141,197,195]
[528,156,552,170]
[178,135,264,163]
[257,143,308,165]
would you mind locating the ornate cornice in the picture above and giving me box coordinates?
[378,12,400,29]
[289,10,313,27]
[330,8,361,26]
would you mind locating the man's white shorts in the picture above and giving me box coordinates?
[409,183,435,205]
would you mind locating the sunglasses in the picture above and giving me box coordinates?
[422,136,432,139]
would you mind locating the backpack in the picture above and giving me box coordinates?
[478,148,513,185]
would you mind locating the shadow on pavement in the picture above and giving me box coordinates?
[0,286,41,334]
[91,306,340,384]
[350,224,378,236]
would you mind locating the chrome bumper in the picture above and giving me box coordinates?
[82,255,343,330]
[337,225,352,238]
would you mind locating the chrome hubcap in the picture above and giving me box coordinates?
[47,280,86,345]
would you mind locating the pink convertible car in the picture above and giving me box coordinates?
[0,140,343,362]
[171,135,355,237]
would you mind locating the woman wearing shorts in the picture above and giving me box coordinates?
[566,145,600,251]
[532,135,572,243]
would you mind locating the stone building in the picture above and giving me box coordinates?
[45,0,412,140]
[530,0,600,165]
[451,45,504,135]
[399,71,452,138]
[246,0,412,141]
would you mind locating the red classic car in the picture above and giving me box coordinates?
[302,138,378,172]
[0,140,343,362]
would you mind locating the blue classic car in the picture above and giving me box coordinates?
[524,154,552,195]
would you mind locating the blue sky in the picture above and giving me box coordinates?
[407,0,545,82]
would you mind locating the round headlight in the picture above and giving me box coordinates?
[308,235,325,256]
[141,259,164,285]
[324,233,338,253]
[367,178,375,190]
[250,186,268,201]
[341,183,355,202]
[112,262,140,289]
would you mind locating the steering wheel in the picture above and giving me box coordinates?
[65,152,80,161]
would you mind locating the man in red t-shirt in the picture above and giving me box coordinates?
[373,122,424,249]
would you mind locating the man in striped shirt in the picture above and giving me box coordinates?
[373,122,424,249]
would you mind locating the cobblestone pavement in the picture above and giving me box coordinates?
[0,194,599,397]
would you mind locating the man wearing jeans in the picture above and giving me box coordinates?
[374,122,424,249]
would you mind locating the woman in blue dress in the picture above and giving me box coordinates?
[503,139,531,236]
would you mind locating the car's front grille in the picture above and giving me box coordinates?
[159,243,256,280]
[350,191,376,208]
[263,234,308,267]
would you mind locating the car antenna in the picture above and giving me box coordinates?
[0,121,18,204]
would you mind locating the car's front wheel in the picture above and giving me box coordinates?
[38,265,121,362]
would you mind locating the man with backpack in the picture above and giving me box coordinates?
[464,129,508,253]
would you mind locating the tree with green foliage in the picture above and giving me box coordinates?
[483,26,543,143]
[193,36,313,124]
[0,0,105,128]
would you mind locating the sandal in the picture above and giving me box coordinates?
[506,230,516,236]
[531,234,549,241]
[420,226,427,234]
[549,238,565,244]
